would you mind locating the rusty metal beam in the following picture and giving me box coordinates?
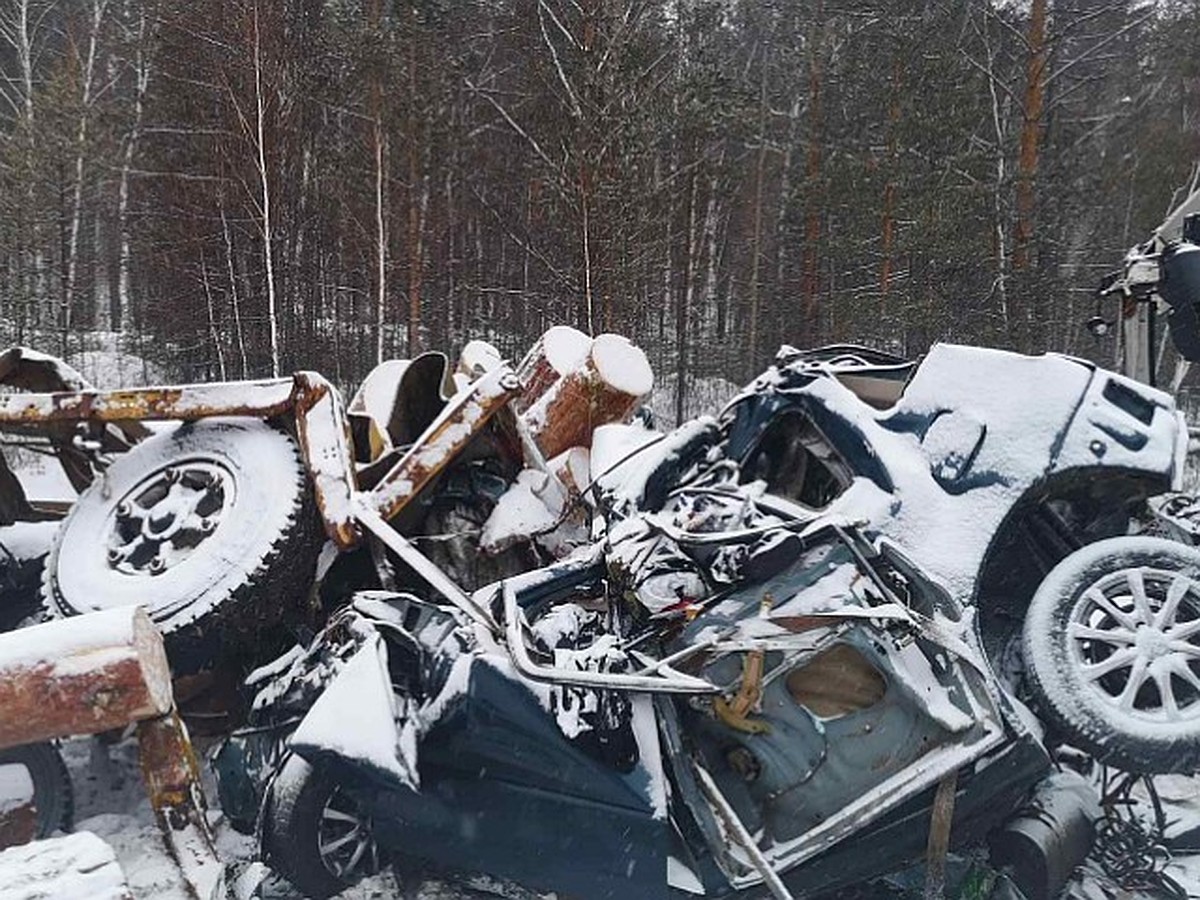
[293,372,360,549]
[367,364,520,524]
[136,711,225,900]
[0,379,295,426]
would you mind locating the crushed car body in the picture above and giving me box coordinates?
[3,334,1200,899]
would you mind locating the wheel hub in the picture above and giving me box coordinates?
[1135,625,1170,661]
[106,461,233,576]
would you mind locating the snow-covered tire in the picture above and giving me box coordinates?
[0,742,73,837]
[262,754,382,899]
[41,418,321,675]
[1023,536,1200,774]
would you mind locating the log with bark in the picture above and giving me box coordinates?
[0,607,172,751]
[522,334,653,460]
[513,325,592,413]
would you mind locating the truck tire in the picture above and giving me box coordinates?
[41,418,321,675]
[0,742,73,837]
[1023,536,1200,773]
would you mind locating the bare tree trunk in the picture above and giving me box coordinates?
[675,171,698,427]
[252,5,280,376]
[801,1,825,341]
[580,160,595,336]
[369,0,388,364]
[199,255,227,380]
[981,14,1010,333]
[219,199,249,378]
[405,9,426,357]
[880,57,901,312]
[115,6,149,334]
[1013,0,1047,272]
[406,137,427,357]
[64,0,108,347]
[374,110,387,363]
[748,70,768,362]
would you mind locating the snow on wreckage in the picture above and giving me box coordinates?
[1,336,1200,898]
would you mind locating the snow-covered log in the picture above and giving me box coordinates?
[522,334,653,459]
[0,607,172,751]
[0,831,133,900]
[513,326,591,413]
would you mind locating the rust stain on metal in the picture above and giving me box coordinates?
[0,379,295,426]
[368,365,519,524]
[136,711,203,812]
[293,372,361,549]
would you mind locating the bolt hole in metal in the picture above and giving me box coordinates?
[1069,567,1200,723]
[106,461,233,576]
[318,786,380,881]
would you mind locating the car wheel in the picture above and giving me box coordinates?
[41,419,321,675]
[262,754,383,899]
[1023,536,1200,773]
[0,742,73,837]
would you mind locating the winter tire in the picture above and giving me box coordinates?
[1023,536,1200,774]
[0,742,73,837]
[42,418,320,675]
[262,754,383,899]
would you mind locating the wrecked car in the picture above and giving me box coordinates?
[208,342,1200,899]
[222,492,1193,900]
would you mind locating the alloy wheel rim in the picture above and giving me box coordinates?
[316,786,380,882]
[1068,566,1200,724]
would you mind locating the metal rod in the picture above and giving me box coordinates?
[693,762,795,900]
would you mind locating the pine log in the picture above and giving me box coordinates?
[0,832,134,900]
[522,334,653,460]
[0,607,172,751]
[513,326,592,413]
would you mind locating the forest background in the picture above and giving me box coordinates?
[0,0,1198,422]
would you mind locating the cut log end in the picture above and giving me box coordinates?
[590,333,653,398]
[0,607,173,751]
[522,335,653,460]
[513,326,592,413]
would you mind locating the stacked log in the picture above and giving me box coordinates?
[521,333,653,460]
[513,325,592,414]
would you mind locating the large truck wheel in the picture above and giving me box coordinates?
[41,419,321,675]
